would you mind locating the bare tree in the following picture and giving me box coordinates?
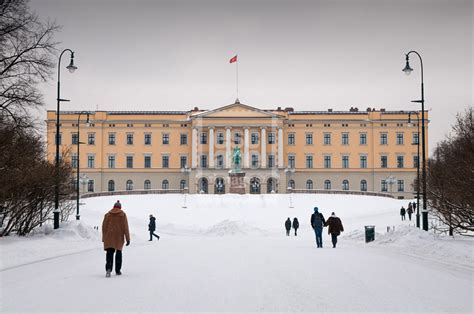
[427,107,474,235]
[0,0,59,123]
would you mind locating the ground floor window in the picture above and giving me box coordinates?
[162,179,169,189]
[126,180,133,191]
[250,177,260,194]
[108,180,115,192]
[306,180,313,190]
[324,180,331,190]
[87,180,94,192]
[342,180,349,191]
[144,179,151,190]
[360,179,367,192]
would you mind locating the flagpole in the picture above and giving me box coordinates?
[236,55,239,100]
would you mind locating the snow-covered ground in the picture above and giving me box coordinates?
[1,194,473,313]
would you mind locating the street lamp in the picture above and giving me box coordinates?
[181,166,191,208]
[407,111,421,228]
[76,111,91,220]
[386,175,397,194]
[54,49,77,229]
[285,167,295,208]
[403,51,428,231]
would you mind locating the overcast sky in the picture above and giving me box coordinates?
[30,0,472,153]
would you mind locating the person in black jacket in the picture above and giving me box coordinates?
[400,206,406,221]
[148,214,160,241]
[310,207,326,248]
[285,218,291,236]
[292,217,299,236]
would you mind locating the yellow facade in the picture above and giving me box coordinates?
[46,101,428,197]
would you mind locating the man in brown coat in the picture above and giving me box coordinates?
[326,212,344,248]
[102,200,130,277]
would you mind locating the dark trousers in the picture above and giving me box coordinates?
[408,213,412,221]
[401,215,406,221]
[149,231,160,240]
[286,229,290,236]
[105,248,122,273]
[331,233,338,248]
[294,228,298,236]
[314,227,323,247]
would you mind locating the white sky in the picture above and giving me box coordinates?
[30,0,473,154]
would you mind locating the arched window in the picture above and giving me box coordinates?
[108,180,115,192]
[250,177,261,194]
[198,178,208,194]
[324,180,331,190]
[162,179,169,189]
[342,179,349,191]
[87,180,94,192]
[144,179,151,190]
[288,179,295,189]
[306,179,313,190]
[360,179,367,192]
[180,179,186,190]
[126,180,133,191]
[267,178,278,193]
[215,177,225,194]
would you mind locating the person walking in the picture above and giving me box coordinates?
[148,214,160,241]
[292,217,299,236]
[400,206,406,221]
[102,200,130,277]
[310,207,326,248]
[326,212,344,248]
[407,206,413,221]
[285,218,291,236]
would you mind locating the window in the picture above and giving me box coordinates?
[324,180,331,190]
[108,156,115,169]
[55,133,62,145]
[342,133,349,145]
[381,155,388,168]
[162,155,169,168]
[288,155,295,169]
[72,133,78,145]
[144,180,151,190]
[162,179,169,189]
[413,155,419,168]
[305,133,313,145]
[306,180,313,190]
[324,156,331,169]
[162,133,169,145]
[217,132,224,144]
[88,133,95,145]
[87,155,95,168]
[396,133,404,145]
[234,132,241,144]
[108,133,116,145]
[71,154,78,168]
[200,155,207,168]
[200,132,207,144]
[180,134,187,145]
[306,155,313,168]
[180,156,187,169]
[216,155,224,168]
[180,180,186,190]
[144,156,151,168]
[251,132,259,144]
[87,180,94,192]
[342,180,349,191]
[324,133,331,145]
[342,155,349,169]
[397,156,404,168]
[288,179,295,189]
[360,133,367,145]
[381,180,388,192]
[268,132,275,144]
[251,154,259,168]
[288,133,295,145]
[268,155,275,168]
[126,133,133,145]
[145,133,152,145]
[126,156,133,168]
[380,133,388,145]
[360,179,367,191]
[108,180,115,192]
[397,180,405,192]
[412,133,419,145]
[126,180,133,191]
[360,156,367,168]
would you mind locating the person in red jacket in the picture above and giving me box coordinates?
[326,212,344,248]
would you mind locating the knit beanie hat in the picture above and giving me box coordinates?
[113,200,121,209]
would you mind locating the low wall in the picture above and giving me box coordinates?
[290,189,395,198]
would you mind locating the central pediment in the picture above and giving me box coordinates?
[192,101,284,119]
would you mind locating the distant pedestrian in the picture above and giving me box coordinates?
[413,201,417,212]
[292,218,299,236]
[400,206,406,221]
[407,206,413,221]
[326,212,344,248]
[285,218,291,236]
[310,207,326,248]
[148,214,160,241]
[102,200,130,277]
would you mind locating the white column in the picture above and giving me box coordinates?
[244,128,249,168]
[209,127,214,168]
[278,127,283,168]
[192,128,197,168]
[261,127,266,168]
[226,128,231,168]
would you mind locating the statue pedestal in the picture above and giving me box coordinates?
[229,172,246,194]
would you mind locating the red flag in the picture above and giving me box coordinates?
[229,55,237,63]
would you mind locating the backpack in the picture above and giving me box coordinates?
[312,213,323,228]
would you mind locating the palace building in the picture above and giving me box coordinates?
[46,101,428,198]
